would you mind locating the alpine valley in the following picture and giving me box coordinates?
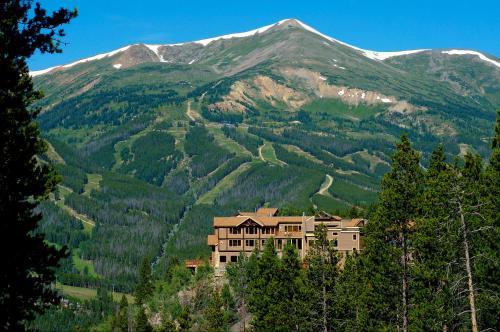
[32,19,500,292]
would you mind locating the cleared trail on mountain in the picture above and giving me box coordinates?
[186,101,201,121]
[318,174,333,196]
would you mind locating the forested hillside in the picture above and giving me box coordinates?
[32,121,499,331]
[31,18,499,314]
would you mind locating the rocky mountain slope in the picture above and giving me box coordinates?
[32,19,500,291]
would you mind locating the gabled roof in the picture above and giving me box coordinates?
[213,215,314,227]
[238,207,279,217]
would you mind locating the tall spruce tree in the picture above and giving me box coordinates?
[135,258,154,305]
[306,223,339,331]
[476,111,500,328]
[360,135,423,331]
[274,241,306,331]
[0,1,76,329]
[411,145,461,330]
[248,238,281,331]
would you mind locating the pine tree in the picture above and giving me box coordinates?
[274,241,306,331]
[112,295,129,331]
[359,135,423,331]
[247,238,281,331]
[135,307,152,332]
[135,258,154,305]
[475,111,500,328]
[411,145,461,330]
[306,223,339,331]
[0,1,76,329]
[335,252,367,331]
[203,289,228,332]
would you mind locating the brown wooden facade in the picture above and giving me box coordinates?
[208,208,365,271]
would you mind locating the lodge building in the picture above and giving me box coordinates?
[207,207,365,271]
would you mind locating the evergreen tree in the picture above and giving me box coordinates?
[476,111,500,328]
[411,145,461,330]
[111,295,128,332]
[203,289,229,332]
[306,223,339,331]
[135,307,152,332]
[248,238,281,331]
[359,135,423,331]
[135,258,154,305]
[0,1,76,329]
[335,252,367,331]
[275,241,307,331]
[177,305,193,331]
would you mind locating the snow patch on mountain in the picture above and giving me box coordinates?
[441,50,500,68]
[290,19,428,60]
[31,45,132,76]
[192,21,279,46]
[113,64,122,69]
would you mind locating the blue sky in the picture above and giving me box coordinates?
[29,0,500,70]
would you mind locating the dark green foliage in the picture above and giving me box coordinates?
[177,306,193,331]
[202,107,244,123]
[111,295,129,332]
[198,155,252,196]
[120,131,182,185]
[215,162,322,211]
[355,135,424,330]
[135,307,152,332]
[135,259,154,305]
[203,290,230,332]
[185,125,234,177]
[305,223,339,331]
[36,201,87,249]
[29,286,114,332]
[0,1,76,329]
[62,172,186,291]
[221,126,263,155]
[247,238,282,330]
[165,169,190,195]
[54,163,87,193]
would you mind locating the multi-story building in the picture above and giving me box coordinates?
[207,207,365,271]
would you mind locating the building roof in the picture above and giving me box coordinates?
[214,207,365,228]
[214,215,314,227]
[238,207,279,217]
[208,234,218,246]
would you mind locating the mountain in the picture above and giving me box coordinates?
[31,19,500,291]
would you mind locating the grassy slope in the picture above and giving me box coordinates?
[56,283,134,303]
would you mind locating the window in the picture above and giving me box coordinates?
[277,239,283,250]
[331,239,338,247]
[245,239,254,247]
[290,238,302,250]
[219,255,226,263]
[229,228,241,235]
[229,240,241,247]
[231,256,238,262]
[261,239,266,248]
[309,240,315,247]
[245,227,257,234]
[332,232,338,236]
[285,225,301,233]
[353,234,357,241]
[262,227,275,234]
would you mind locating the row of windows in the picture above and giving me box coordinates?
[219,255,238,263]
[229,239,267,247]
[285,225,301,232]
[228,227,276,235]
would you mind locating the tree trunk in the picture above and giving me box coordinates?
[458,202,478,332]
